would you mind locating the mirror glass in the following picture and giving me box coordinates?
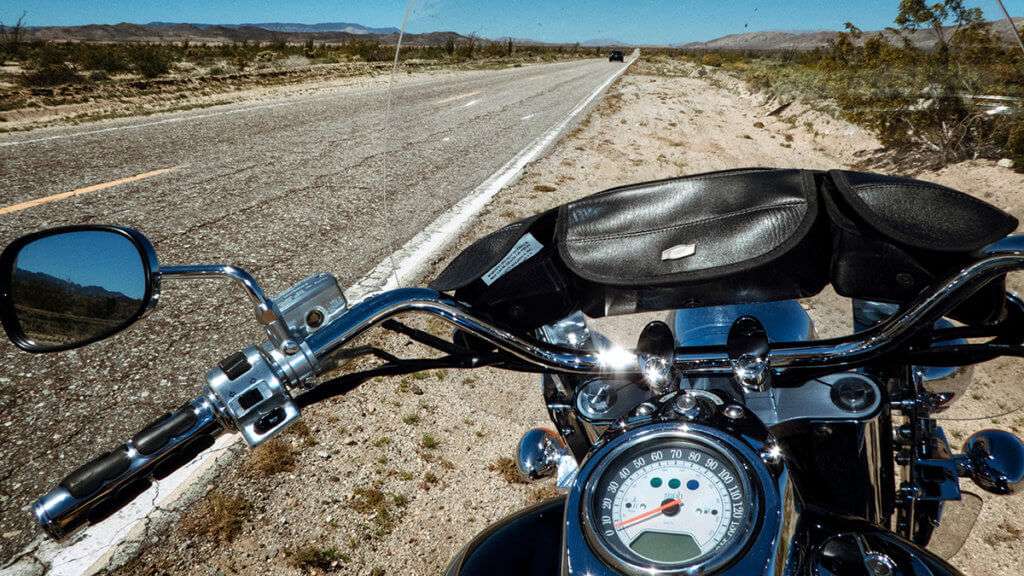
[9,230,148,350]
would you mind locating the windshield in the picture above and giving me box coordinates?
[382,0,1024,566]
[1,1,1023,574]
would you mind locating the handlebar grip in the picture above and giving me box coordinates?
[33,396,223,539]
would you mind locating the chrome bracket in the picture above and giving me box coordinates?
[727,316,771,392]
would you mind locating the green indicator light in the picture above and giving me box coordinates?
[668,478,681,489]
[650,477,663,488]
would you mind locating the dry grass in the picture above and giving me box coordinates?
[286,544,350,572]
[488,457,527,485]
[527,484,561,504]
[178,490,250,544]
[242,437,297,477]
[286,420,318,447]
[348,486,410,539]
[420,433,441,450]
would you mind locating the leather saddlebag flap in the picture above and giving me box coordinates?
[825,170,1018,323]
[429,211,578,329]
[556,168,831,315]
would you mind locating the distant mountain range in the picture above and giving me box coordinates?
[20,17,1022,50]
[679,17,1024,51]
[150,21,402,35]
[23,22,462,46]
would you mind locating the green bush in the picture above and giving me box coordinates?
[128,45,172,78]
[1005,120,1024,173]
[77,44,129,73]
[350,39,386,62]
[22,45,82,86]
[701,53,723,67]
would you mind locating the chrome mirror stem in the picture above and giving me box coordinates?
[158,264,291,346]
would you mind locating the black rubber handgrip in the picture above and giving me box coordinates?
[132,402,198,456]
[60,446,132,499]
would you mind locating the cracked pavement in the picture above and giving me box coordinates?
[0,58,625,565]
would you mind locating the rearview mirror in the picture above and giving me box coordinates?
[0,226,157,352]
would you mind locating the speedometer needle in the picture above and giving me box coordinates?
[614,498,681,529]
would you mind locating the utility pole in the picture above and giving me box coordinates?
[995,0,1024,57]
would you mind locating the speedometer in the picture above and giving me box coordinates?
[583,433,758,574]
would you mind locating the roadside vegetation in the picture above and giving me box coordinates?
[0,15,614,128]
[652,1,1024,171]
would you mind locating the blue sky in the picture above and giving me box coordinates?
[17,231,146,298]
[2,0,1022,44]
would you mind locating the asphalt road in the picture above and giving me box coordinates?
[0,57,625,561]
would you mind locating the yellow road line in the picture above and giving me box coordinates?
[0,166,177,216]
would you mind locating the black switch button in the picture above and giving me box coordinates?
[237,387,265,411]
[254,407,287,435]
[219,351,251,381]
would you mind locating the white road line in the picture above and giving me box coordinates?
[0,55,636,576]
[434,90,480,105]
[0,74,448,148]
[347,55,635,299]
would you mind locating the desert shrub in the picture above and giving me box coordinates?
[350,39,386,62]
[0,13,27,61]
[701,53,723,67]
[22,45,82,86]
[1001,118,1024,172]
[732,2,1024,168]
[76,44,129,73]
[127,45,172,78]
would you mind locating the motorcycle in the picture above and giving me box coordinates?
[3,167,1024,575]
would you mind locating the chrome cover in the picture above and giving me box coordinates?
[516,427,578,490]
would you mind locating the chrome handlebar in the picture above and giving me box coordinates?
[32,237,1024,540]
[302,237,1024,376]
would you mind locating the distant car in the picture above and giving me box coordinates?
[609,50,625,62]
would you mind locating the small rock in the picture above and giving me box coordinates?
[316,450,330,460]
[997,158,1015,168]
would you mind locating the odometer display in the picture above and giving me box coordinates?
[584,435,757,573]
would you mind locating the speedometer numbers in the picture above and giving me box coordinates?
[587,438,755,572]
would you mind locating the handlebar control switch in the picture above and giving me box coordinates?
[206,346,300,447]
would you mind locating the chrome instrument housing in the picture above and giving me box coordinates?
[564,420,794,576]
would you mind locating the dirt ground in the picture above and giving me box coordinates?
[70,57,1024,575]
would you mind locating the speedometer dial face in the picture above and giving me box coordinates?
[585,436,756,573]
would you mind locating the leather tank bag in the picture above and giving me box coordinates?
[430,168,1017,330]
